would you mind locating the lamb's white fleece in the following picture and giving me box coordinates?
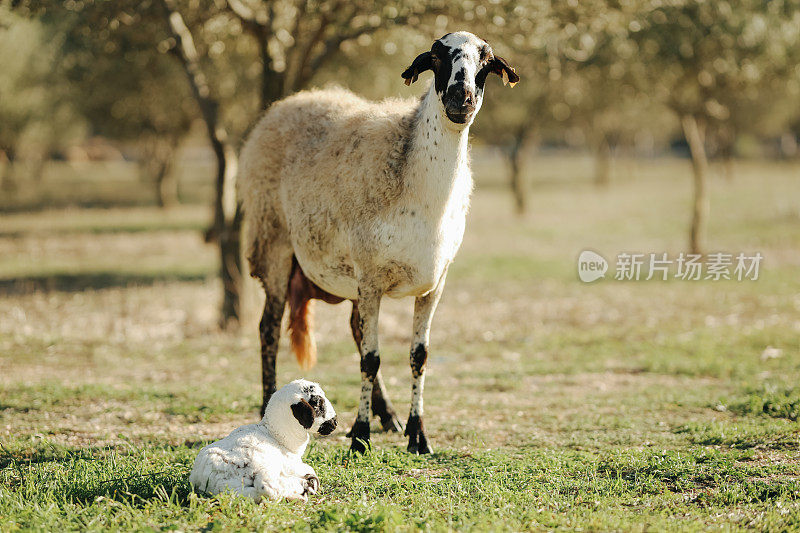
[189,379,337,502]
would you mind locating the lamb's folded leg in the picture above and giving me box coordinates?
[284,461,320,496]
[253,471,314,502]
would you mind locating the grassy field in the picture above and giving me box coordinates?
[1,155,799,531]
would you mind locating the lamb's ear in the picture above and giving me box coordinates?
[401,51,433,86]
[489,56,520,87]
[291,399,314,429]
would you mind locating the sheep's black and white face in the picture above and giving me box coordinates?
[287,380,338,436]
[402,31,519,126]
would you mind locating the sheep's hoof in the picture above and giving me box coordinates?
[405,415,432,454]
[349,420,371,454]
[407,437,433,455]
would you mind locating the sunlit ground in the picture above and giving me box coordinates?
[1,154,799,530]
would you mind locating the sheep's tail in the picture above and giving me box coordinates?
[286,257,346,370]
[287,266,317,370]
[289,289,317,370]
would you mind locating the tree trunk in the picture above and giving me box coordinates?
[509,137,527,214]
[721,154,734,182]
[780,132,798,158]
[155,159,178,209]
[153,139,179,208]
[254,26,283,111]
[1,147,17,194]
[681,114,709,255]
[141,138,180,208]
[717,125,735,182]
[30,153,47,185]
[508,123,535,214]
[161,0,241,327]
[220,204,243,325]
[594,136,611,187]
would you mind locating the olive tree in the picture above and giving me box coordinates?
[630,0,800,252]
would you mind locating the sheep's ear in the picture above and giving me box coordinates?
[291,399,314,429]
[489,56,520,87]
[401,51,433,86]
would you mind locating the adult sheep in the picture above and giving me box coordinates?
[239,31,519,453]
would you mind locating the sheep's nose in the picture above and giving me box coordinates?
[452,85,466,105]
[445,84,476,122]
[318,416,337,436]
[447,84,471,110]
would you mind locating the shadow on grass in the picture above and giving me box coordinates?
[0,222,206,239]
[0,271,210,295]
[0,197,157,215]
[65,468,194,507]
[0,446,101,469]
[2,439,196,507]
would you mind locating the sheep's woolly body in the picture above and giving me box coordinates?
[239,84,473,302]
[238,31,512,452]
[189,379,336,502]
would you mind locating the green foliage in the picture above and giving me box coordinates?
[52,1,196,143]
[731,386,800,421]
[5,0,800,158]
[0,5,85,156]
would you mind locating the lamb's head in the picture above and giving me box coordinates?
[402,31,519,127]
[266,379,338,437]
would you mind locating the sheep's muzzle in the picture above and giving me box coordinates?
[318,417,338,436]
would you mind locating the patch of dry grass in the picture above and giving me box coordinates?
[1,156,799,530]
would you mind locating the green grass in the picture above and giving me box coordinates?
[1,155,800,530]
[3,442,799,531]
[730,386,800,422]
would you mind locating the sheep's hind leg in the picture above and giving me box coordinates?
[349,302,403,433]
[257,246,293,418]
[350,286,382,453]
[406,274,446,454]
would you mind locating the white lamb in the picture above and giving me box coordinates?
[189,379,337,502]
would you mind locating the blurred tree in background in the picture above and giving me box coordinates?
[55,1,196,207]
[0,4,84,192]
[630,0,800,253]
[4,0,800,321]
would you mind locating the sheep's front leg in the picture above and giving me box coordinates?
[350,286,382,453]
[406,275,446,454]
